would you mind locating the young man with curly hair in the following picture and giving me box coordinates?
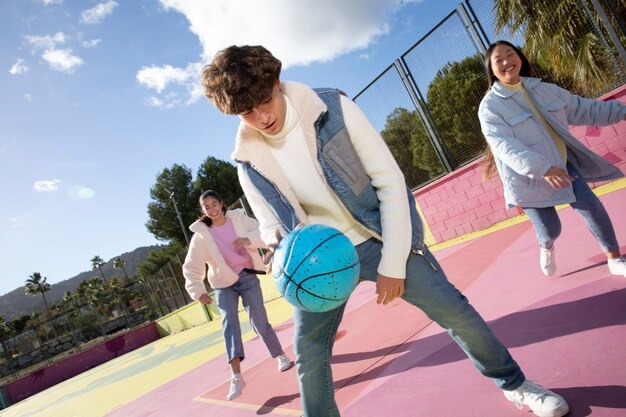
[199,44,570,417]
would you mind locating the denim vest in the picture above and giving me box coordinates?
[240,88,424,250]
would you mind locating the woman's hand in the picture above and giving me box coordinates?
[543,166,574,189]
[199,293,212,305]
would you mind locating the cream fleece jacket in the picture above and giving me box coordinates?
[183,209,266,300]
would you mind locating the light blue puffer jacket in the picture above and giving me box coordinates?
[478,77,625,208]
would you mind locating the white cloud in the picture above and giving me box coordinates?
[24,94,32,101]
[26,32,66,50]
[42,49,83,73]
[9,59,30,75]
[33,179,61,192]
[80,0,118,24]
[137,64,190,93]
[137,62,203,108]
[25,32,83,73]
[141,0,421,108]
[42,0,63,4]
[82,39,102,48]
[158,0,420,67]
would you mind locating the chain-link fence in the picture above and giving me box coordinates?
[354,0,626,190]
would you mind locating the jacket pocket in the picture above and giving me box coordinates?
[505,111,533,126]
[322,128,369,195]
[505,111,543,145]
[544,99,566,112]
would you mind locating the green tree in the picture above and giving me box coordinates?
[12,315,31,333]
[91,255,106,282]
[136,242,186,279]
[379,55,488,186]
[193,156,243,207]
[25,272,52,315]
[0,317,16,366]
[426,54,487,166]
[494,0,626,96]
[380,107,443,188]
[146,164,197,245]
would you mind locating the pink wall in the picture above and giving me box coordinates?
[416,84,626,244]
[4,322,160,406]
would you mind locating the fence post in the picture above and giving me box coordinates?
[167,262,187,306]
[152,274,171,314]
[394,59,456,172]
[588,0,626,70]
[175,253,192,304]
[457,3,488,54]
[160,270,180,310]
[580,0,626,80]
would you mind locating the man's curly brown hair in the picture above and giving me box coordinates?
[201,45,282,115]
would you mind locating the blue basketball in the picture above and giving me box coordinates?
[271,224,360,313]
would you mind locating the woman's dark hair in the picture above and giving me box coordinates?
[481,41,533,181]
[484,40,532,89]
[198,190,226,227]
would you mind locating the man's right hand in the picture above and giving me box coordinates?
[199,293,212,305]
[263,228,283,265]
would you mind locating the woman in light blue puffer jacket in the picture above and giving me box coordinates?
[478,40,626,277]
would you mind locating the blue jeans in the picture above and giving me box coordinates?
[214,270,283,363]
[293,239,524,417]
[522,162,619,253]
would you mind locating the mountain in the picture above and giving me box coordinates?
[0,245,162,320]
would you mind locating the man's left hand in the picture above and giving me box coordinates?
[376,274,405,305]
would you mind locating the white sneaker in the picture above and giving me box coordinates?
[277,354,292,372]
[504,380,569,417]
[608,257,626,276]
[540,247,556,276]
[226,374,246,400]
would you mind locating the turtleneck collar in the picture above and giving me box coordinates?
[260,94,297,144]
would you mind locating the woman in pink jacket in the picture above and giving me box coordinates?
[183,190,291,401]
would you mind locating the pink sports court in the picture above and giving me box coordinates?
[2,180,626,417]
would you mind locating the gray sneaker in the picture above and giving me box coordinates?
[504,380,569,417]
[540,247,556,276]
[226,374,246,401]
[277,354,292,372]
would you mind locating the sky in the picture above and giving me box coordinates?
[0,0,463,296]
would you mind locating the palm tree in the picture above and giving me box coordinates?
[91,255,106,282]
[25,272,52,314]
[109,278,131,328]
[113,257,130,281]
[493,0,626,96]
[77,278,109,340]
[59,291,80,348]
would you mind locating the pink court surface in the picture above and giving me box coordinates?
[3,182,626,417]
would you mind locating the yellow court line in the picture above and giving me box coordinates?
[193,397,302,416]
[429,177,626,252]
[0,294,296,417]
